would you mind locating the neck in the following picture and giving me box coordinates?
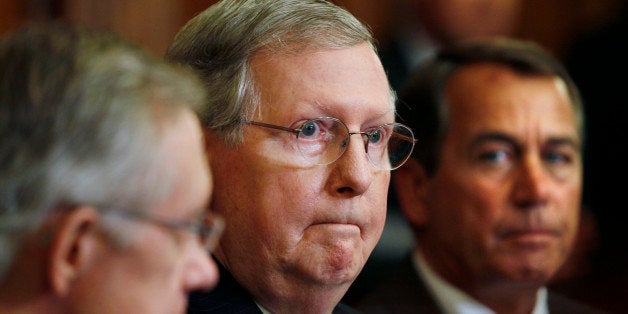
[216,260,349,314]
[478,290,539,314]
[417,246,542,314]
[258,291,344,314]
[253,277,348,314]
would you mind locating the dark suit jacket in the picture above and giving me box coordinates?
[188,263,361,313]
[353,254,607,314]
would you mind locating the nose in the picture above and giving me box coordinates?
[183,243,219,292]
[512,154,550,209]
[329,133,374,196]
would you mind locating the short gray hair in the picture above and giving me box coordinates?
[166,0,378,145]
[0,21,207,279]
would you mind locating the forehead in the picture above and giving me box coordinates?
[250,43,393,124]
[444,63,578,140]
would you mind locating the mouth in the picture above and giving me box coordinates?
[311,221,360,229]
[498,228,561,248]
[309,221,362,235]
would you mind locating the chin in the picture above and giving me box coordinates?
[500,260,557,284]
[318,254,362,285]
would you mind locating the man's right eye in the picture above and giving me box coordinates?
[300,121,320,138]
[478,149,511,164]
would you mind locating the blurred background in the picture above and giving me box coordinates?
[1,0,622,61]
[2,0,626,312]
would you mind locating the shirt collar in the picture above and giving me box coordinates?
[413,249,549,314]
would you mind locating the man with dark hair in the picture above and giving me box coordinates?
[354,38,605,314]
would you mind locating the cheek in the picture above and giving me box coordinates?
[69,239,180,313]
[119,230,184,291]
[433,169,503,213]
[356,176,391,255]
[223,170,320,245]
[559,185,582,243]
[429,173,504,239]
[369,177,390,224]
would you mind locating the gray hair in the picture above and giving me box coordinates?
[0,21,207,279]
[397,37,585,175]
[166,0,380,145]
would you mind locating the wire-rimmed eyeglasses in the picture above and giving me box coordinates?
[244,117,415,170]
[98,207,224,252]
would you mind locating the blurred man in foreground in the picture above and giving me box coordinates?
[0,21,223,313]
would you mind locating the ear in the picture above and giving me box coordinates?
[48,206,99,296]
[392,158,429,228]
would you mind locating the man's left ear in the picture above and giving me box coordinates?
[47,206,100,296]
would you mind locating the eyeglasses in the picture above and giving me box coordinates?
[245,117,415,170]
[98,207,224,252]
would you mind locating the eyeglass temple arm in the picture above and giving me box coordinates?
[397,134,416,143]
[243,120,300,134]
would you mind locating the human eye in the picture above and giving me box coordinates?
[296,118,338,159]
[299,119,325,139]
[473,141,515,168]
[543,151,572,165]
[478,149,510,163]
[542,143,579,167]
[370,124,395,145]
[542,143,580,179]
[298,118,341,142]
[369,129,384,145]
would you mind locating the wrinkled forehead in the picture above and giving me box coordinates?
[444,64,579,142]
[250,44,394,125]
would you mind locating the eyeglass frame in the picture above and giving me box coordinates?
[243,116,415,170]
[96,206,224,252]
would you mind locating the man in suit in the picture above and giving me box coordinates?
[354,38,605,314]
[166,0,415,313]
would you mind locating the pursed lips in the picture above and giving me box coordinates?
[309,205,366,236]
[312,220,361,229]
[310,217,363,235]
[312,208,361,226]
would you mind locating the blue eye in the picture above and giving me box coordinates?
[544,151,571,165]
[300,120,319,138]
[479,150,509,163]
[369,129,383,144]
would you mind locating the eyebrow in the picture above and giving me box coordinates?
[469,132,581,150]
[469,132,516,147]
[309,100,395,123]
[545,137,581,150]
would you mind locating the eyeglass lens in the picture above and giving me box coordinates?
[98,207,223,253]
[295,118,414,170]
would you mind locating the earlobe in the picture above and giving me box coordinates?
[392,159,429,227]
[48,206,99,296]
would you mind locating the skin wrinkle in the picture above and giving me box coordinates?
[207,42,390,312]
[420,63,580,310]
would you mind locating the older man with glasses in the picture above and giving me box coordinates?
[165,0,414,313]
[0,21,223,313]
